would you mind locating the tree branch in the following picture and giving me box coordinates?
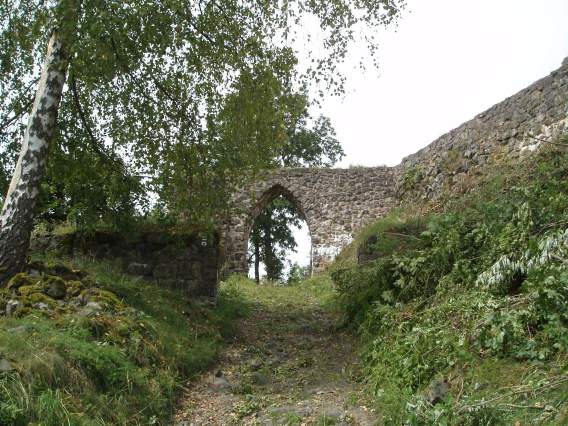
[70,73,132,181]
[0,78,40,133]
[70,75,110,160]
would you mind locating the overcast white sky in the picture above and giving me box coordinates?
[257,0,568,278]
[328,0,568,168]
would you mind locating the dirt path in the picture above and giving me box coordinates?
[174,279,379,426]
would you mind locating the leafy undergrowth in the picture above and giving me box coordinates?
[331,145,568,424]
[0,256,248,425]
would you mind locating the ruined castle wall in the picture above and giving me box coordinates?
[32,231,220,298]
[223,58,568,280]
[223,167,396,275]
[395,58,568,200]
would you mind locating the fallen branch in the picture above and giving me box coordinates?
[381,232,421,240]
[499,403,557,411]
[527,134,568,148]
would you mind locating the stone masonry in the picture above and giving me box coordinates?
[395,57,568,200]
[222,167,396,275]
[32,231,220,298]
[222,57,568,278]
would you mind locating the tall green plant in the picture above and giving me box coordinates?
[332,144,568,423]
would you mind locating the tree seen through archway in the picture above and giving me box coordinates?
[248,195,311,283]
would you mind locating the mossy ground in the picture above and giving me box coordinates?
[0,256,247,425]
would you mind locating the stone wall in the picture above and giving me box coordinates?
[32,231,220,298]
[222,167,396,275]
[395,57,568,201]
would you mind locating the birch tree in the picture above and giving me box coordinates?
[0,0,404,283]
[0,31,67,280]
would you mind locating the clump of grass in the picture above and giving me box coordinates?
[335,209,427,265]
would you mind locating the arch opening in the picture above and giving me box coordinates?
[246,185,312,284]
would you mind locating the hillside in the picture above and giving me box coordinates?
[0,255,246,425]
[330,143,568,424]
[1,143,567,425]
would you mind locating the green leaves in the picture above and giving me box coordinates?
[331,145,568,422]
[249,195,303,282]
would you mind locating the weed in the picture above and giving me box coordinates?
[232,395,263,419]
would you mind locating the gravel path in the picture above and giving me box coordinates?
[174,281,379,425]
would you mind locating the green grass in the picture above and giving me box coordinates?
[224,273,337,310]
[0,256,248,425]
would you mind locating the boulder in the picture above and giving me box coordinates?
[426,378,450,405]
[207,371,231,391]
[77,301,103,317]
[34,302,50,311]
[6,299,23,316]
[6,273,34,291]
[42,276,67,300]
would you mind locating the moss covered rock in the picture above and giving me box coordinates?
[20,292,58,310]
[79,288,123,309]
[18,284,43,297]
[41,276,67,300]
[66,280,84,297]
[45,263,86,281]
[7,273,35,291]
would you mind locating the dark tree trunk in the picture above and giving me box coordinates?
[254,239,260,284]
[0,32,68,284]
[262,222,278,281]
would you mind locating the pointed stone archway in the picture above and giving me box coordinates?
[221,167,396,276]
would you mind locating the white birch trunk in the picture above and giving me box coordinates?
[0,32,68,283]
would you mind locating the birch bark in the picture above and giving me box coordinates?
[0,32,68,283]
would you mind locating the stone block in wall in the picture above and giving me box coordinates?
[153,263,178,279]
[126,262,153,277]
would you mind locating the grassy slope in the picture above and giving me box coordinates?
[331,145,568,424]
[0,256,248,425]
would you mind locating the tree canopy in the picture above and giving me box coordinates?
[1,0,404,227]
